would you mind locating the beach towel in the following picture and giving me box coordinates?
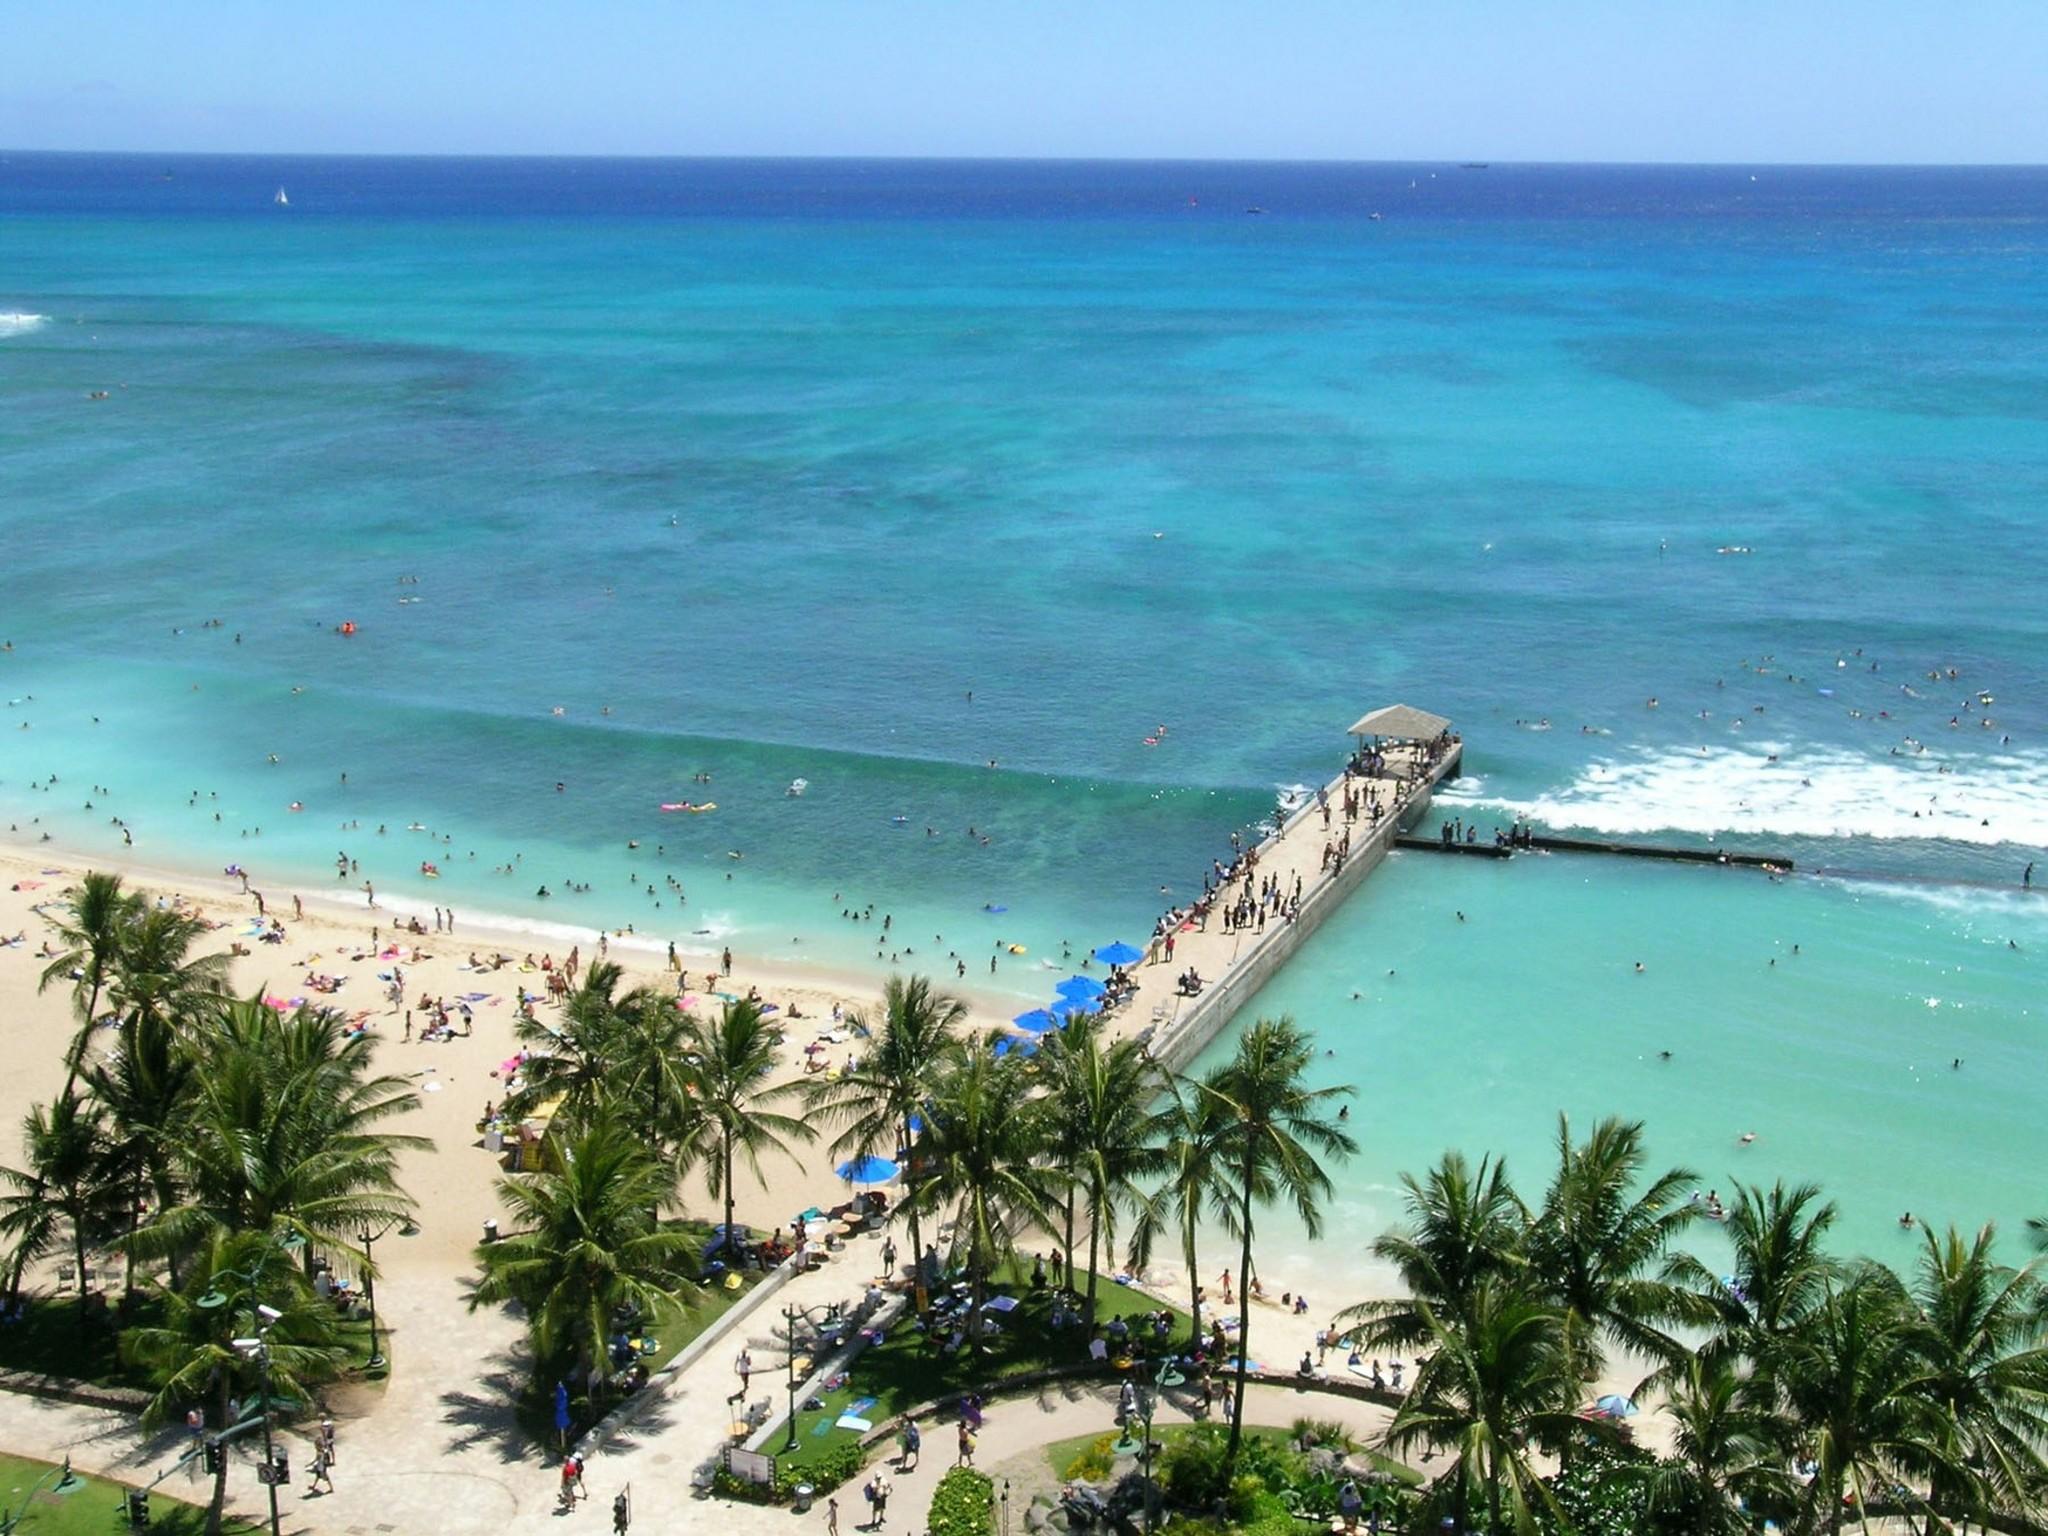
[834,1415,873,1433]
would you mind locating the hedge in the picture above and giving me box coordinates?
[928,1467,996,1536]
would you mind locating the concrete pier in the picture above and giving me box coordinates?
[1094,707,1463,1073]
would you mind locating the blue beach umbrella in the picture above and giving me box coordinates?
[1094,941,1144,967]
[1012,1008,1060,1034]
[1054,995,1102,1018]
[836,1154,900,1185]
[1594,1394,1638,1418]
[1056,975,1107,1000]
[992,1036,1039,1060]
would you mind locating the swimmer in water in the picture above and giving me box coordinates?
[1739,1132,1756,1145]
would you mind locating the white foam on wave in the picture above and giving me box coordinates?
[1436,742,2048,848]
[0,312,48,337]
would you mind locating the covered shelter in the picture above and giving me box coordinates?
[1346,703,1451,744]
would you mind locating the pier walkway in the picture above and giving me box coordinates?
[1095,706,1463,1072]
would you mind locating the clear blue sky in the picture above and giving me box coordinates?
[4,0,2044,163]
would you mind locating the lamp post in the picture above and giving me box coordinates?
[783,1302,802,1453]
[195,1230,304,1536]
[357,1217,407,1371]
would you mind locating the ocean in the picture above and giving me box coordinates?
[3,154,2045,1276]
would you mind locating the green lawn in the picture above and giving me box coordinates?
[774,1264,1184,1485]
[0,1452,258,1535]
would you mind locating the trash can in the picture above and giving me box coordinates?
[483,1218,499,1243]
[793,1484,815,1513]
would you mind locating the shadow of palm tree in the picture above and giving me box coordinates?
[438,1349,544,1464]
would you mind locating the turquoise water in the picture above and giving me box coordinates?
[3,157,2046,1255]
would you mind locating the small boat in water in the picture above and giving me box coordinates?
[786,778,808,797]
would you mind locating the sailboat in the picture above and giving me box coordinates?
[274,187,289,206]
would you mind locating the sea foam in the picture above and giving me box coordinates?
[0,312,48,336]
[1436,743,2048,848]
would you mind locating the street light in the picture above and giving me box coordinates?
[196,1230,304,1536]
[1112,1356,1180,1536]
[782,1303,803,1452]
[358,1217,409,1371]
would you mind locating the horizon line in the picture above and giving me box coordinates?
[5,146,2047,171]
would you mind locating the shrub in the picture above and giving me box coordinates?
[775,1442,867,1497]
[1062,1434,1119,1482]
[929,1467,995,1536]
[1290,1415,1358,1453]
[1160,1424,1232,1508]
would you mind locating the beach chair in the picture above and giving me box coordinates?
[56,1265,76,1290]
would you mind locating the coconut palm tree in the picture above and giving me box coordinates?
[605,985,705,1174]
[106,905,231,1035]
[681,999,813,1263]
[143,998,427,1267]
[1051,1021,1168,1325]
[87,1009,197,1294]
[1774,1264,1958,1535]
[39,870,143,1095]
[1205,1016,1356,1476]
[906,1041,1060,1338]
[1907,1222,2048,1530]
[806,974,966,1306]
[1678,1180,1842,1375]
[1526,1114,1707,1385]
[501,961,633,1127]
[1381,1276,1588,1536]
[1337,1149,1528,1357]
[0,1091,124,1330]
[1127,1079,1236,1350]
[1634,1348,1796,1534]
[470,1116,700,1387]
[122,1229,344,1536]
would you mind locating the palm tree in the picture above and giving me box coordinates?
[1678,1179,1841,1372]
[1205,1016,1356,1476]
[1381,1276,1588,1536]
[502,961,633,1127]
[1047,1019,1168,1325]
[1635,1348,1796,1534]
[907,1041,1060,1337]
[681,999,813,1262]
[470,1116,700,1386]
[1908,1222,2048,1530]
[39,870,142,1095]
[606,985,705,1176]
[807,974,966,1305]
[1526,1114,1706,1386]
[142,997,427,1267]
[106,905,231,1035]
[1127,1080,1235,1350]
[87,1009,197,1294]
[1775,1264,1958,1535]
[1338,1149,1528,1358]
[122,1230,344,1536]
[0,1091,124,1330]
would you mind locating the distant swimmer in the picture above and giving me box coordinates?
[1634,961,1645,974]
[1658,1050,1672,1061]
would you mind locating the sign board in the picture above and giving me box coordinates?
[726,1448,774,1486]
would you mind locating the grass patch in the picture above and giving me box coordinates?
[0,1452,259,1534]
[773,1264,1185,1486]
[1041,1424,1421,1487]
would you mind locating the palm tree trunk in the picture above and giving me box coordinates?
[1084,1177,1103,1327]
[1182,1213,1202,1352]
[722,1130,737,1262]
[207,1371,231,1536]
[900,1110,925,1314]
[1063,1185,1076,1291]
[1223,1167,1255,1476]
[72,1218,91,1334]
[58,975,103,1100]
